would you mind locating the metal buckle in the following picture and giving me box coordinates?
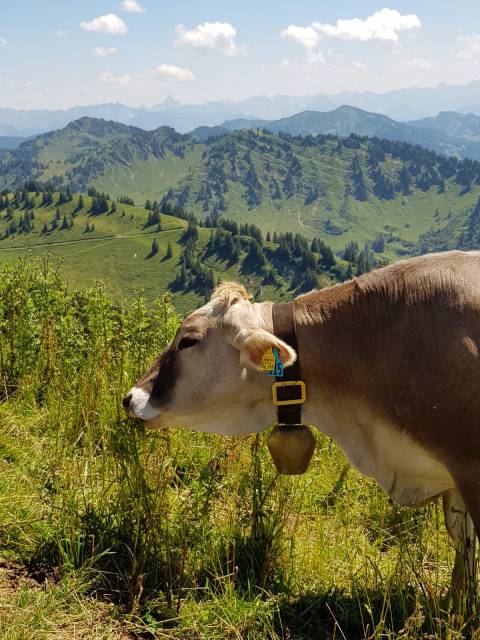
[271,381,306,406]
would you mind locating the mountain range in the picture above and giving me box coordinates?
[5,101,480,164]
[6,78,480,138]
[2,116,480,259]
[193,106,480,160]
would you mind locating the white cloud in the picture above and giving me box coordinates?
[353,61,368,71]
[80,14,128,35]
[175,22,242,56]
[94,46,119,57]
[408,57,432,70]
[121,0,145,13]
[308,51,325,64]
[149,64,195,81]
[312,9,421,43]
[99,70,132,86]
[281,25,320,50]
[0,37,6,47]
[455,34,480,62]
[283,9,421,54]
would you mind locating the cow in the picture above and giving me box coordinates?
[123,250,480,601]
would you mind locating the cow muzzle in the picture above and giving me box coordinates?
[122,386,160,420]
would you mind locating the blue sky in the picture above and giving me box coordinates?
[1,1,480,109]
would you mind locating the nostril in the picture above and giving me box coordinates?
[122,393,132,410]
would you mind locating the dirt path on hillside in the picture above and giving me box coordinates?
[0,228,184,253]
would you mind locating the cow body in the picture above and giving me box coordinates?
[294,250,480,513]
[125,250,480,597]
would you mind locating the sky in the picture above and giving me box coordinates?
[2,1,480,110]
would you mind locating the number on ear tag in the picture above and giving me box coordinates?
[260,347,284,377]
[260,347,276,372]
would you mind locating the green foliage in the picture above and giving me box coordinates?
[150,237,159,257]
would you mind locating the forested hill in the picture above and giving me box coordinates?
[3,116,480,255]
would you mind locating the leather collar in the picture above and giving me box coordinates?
[271,302,306,425]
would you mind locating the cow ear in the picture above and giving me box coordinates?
[236,329,297,371]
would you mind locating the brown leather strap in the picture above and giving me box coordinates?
[272,302,303,425]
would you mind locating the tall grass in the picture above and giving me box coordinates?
[0,257,478,639]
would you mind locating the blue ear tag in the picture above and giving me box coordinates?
[267,347,284,378]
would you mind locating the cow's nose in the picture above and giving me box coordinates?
[122,393,132,411]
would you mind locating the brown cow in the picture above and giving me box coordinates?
[124,250,480,597]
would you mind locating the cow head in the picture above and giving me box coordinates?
[123,283,297,436]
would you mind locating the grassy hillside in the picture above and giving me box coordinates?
[0,190,201,315]
[0,261,476,639]
[3,118,480,257]
[0,190,348,315]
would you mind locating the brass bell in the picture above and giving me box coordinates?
[267,424,316,475]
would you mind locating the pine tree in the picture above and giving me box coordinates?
[151,238,159,257]
[42,190,53,206]
[319,244,336,269]
[302,268,319,292]
[372,234,385,253]
[166,242,173,259]
[243,240,266,271]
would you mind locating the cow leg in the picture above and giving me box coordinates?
[442,488,477,611]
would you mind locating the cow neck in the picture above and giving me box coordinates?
[271,301,303,425]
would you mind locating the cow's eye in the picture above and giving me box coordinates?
[178,337,199,350]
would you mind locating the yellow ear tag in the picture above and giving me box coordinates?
[260,347,276,372]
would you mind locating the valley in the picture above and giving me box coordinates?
[2,117,480,266]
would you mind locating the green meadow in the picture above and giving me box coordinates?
[0,193,276,316]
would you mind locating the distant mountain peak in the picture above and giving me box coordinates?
[64,116,140,136]
[154,96,182,111]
